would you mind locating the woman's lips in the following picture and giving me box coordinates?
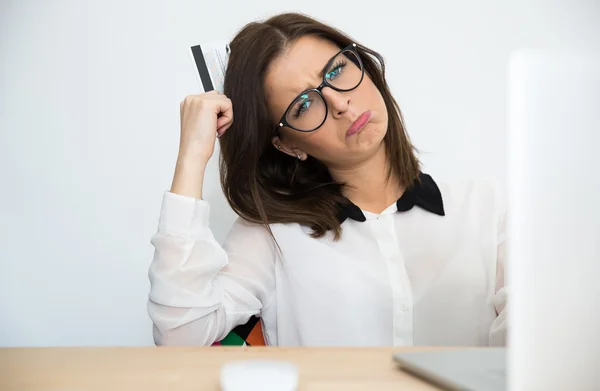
[346,111,372,137]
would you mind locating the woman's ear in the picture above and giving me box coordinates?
[271,136,306,161]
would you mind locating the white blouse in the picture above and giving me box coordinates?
[147,174,507,347]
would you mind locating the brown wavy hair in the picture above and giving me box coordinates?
[219,12,420,240]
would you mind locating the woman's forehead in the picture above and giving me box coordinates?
[265,37,340,114]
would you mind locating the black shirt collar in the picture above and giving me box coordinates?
[336,172,445,224]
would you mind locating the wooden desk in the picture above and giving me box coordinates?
[0,347,445,391]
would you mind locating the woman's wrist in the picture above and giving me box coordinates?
[170,155,208,199]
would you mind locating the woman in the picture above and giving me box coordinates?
[147,12,507,347]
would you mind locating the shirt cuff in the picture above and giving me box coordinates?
[158,191,211,238]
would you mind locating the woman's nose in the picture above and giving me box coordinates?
[321,87,350,118]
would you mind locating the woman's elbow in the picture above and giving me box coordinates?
[152,323,219,346]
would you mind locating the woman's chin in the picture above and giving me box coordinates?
[351,124,385,148]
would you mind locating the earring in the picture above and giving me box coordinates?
[277,144,281,150]
[296,154,302,160]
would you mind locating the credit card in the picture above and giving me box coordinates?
[190,41,230,93]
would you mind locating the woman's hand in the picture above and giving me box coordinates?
[170,91,233,199]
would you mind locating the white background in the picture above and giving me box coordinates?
[1,0,598,346]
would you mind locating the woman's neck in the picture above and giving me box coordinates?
[329,144,405,214]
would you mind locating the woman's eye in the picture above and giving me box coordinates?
[294,99,312,118]
[326,62,346,81]
[330,67,341,78]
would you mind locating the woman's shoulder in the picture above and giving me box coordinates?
[436,175,506,215]
[223,216,278,254]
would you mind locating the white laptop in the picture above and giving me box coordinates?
[394,348,506,391]
[395,49,600,391]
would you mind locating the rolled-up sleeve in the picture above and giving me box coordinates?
[147,191,276,346]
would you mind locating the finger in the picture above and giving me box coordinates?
[204,90,220,95]
[216,113,232,129]
[214,99,233,122]
[217,121,234,137]
[216,113,233,137]
[202,94,230,101]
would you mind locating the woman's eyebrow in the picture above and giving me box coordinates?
[318,54,336,78]
[286,52,338,98]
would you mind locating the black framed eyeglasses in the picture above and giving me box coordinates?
[277,43,365,133]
